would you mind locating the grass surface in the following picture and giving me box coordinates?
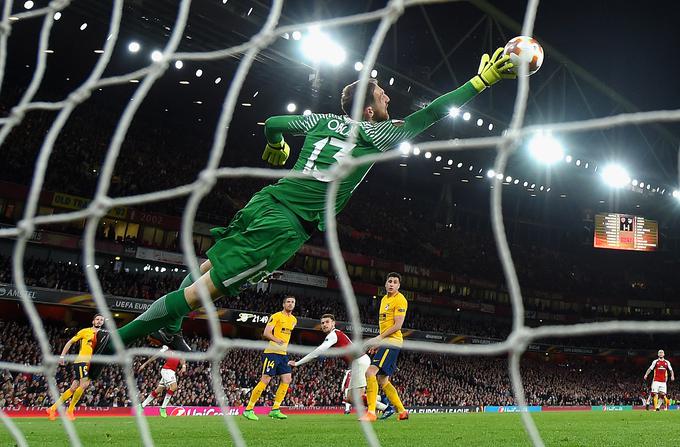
[3,411,680,446]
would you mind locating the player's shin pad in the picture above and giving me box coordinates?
[366,376,378,413]
[68,387,84,412]
[382,382,405,413]
[246,382,267,411]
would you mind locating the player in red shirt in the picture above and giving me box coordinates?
[138,345,187,418]
[288,314,388,415]
[643,349,674,411]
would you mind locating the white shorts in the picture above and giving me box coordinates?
[342,354,371,398]
[159,368,177,387]
[651,381,667,394]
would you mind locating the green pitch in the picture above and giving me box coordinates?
[2,412,680,446]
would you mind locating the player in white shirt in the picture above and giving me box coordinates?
[288,313,388,415]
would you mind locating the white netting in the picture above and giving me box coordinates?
[1,0,680,446]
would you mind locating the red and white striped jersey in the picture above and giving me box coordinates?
[649,358,673,382]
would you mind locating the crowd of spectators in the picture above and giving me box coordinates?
[0,320,650,410]
[0,254,508,337]
[0,255,184,302]
[2,254,677,351]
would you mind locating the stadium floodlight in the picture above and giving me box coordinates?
[53,11,61,20]
[477,118,483,126]
[505,176,512,182]
[632,179,638,186]
[214,77,221,84]
[195,69,203,77]
[412,146,421,155]
[354,61,363,71]
[523,181,528,187]
[286,103,297,112]
[24,1,34,10]
[488,123,494,131]
[301,29,346,66]
[639,182,645,188]
[496,173,503,180]
[462,112,471,121]
[128,41,140,53]
[601,163,630,188]
[174,60,183,69]
[79,23,87,31]
[447,159,453,166]
[486,169,495,178]
[399,142,411,154]
[457,162,463,168]
[150,50,163,62]
[673,190,680,199]
[435,155,442,162]
[389,77,394,86]
[303,109,312,116]
[370,69,378,78]
[565,155,572,163]
[448,107,460,118]
[292,30,302,40]
[424,151,432,159]
[527,133,564,165]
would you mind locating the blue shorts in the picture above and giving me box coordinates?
[371,347,400,376]
[261,353,291,377]
[73,362,89,380]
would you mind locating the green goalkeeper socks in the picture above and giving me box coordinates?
[164,273,195,334]
[116,289,191,346]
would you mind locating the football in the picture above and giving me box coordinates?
[503,35,544,76]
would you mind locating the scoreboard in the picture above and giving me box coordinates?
[594,213,658,251]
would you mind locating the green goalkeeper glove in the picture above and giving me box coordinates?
[470,47,516,93]
[262,139,290,166]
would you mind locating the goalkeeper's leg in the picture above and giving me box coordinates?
[106,271,221,349]
[162,266,204,335]
[90,192,310,379]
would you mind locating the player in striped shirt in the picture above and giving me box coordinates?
[138,345,187,418]
[87,49,516,377]
[288,313,389,415]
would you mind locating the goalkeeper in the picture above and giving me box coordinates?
[88,49,515,375]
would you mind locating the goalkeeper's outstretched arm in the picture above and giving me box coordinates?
[376,48,515,150]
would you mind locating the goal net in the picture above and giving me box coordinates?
[1,1,679,446]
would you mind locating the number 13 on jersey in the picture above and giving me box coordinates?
[302,136,356,182]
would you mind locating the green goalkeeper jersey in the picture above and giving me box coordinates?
[262,81,480,231]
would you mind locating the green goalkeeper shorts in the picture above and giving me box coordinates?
[207,190,311,297]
